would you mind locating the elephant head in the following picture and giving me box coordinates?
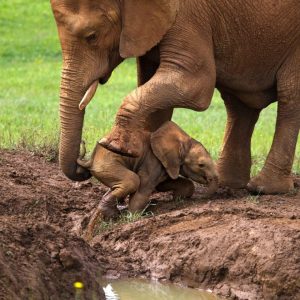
[50,0,179,180]
[151,122,219,197]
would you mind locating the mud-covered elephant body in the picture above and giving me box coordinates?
[51,0,300,194]
[77,121,218,217]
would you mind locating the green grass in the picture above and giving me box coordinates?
[1,0,299,175]
[95,210,154,233]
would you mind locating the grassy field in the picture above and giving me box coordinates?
[0,0,299,175]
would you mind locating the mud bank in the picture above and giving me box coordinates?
[0,150,105,300]
[0,150,299,299]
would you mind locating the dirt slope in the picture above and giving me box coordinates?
[0,150,105,300]
[0,150,299,300]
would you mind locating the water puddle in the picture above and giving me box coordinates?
[103,279,220,300]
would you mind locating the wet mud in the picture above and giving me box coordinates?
[0,150,299,299]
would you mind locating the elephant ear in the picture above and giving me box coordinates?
[150,121,191,180]
[120,0,179,58]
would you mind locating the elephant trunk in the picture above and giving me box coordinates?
[202,175,218,198]
[59,70,92,181]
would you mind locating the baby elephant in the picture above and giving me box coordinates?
[78,121,218,219]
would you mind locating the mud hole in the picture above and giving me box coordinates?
[0,150,299,300]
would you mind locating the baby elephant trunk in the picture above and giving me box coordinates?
[203,175,218,198]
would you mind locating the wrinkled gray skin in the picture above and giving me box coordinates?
[51,0,300,195]
[77,121,218,218]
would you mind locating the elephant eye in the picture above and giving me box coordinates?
[86,33,97,43]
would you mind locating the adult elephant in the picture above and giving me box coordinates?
[51,0,300,194]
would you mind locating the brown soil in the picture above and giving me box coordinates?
[0,150,299,300]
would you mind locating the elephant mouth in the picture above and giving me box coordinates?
[78,73,112,111]
[99,72,111,84]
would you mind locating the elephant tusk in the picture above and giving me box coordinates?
[79,80,99,110]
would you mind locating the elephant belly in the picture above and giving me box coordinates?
[216,62,278,109]
[211,0,300,109]
[217,83,277,110]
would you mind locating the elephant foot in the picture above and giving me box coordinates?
[83,193,120,241]
[99,193,120,220]
[217,162,249,189]
[247,172,294,194]
[83,207,105,241]
[218,174,248,189]
[99,125,145,157]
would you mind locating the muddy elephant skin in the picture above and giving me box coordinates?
[77,121,218,217]
[51,0,300,195]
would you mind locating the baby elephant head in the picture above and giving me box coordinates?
[151,121,218,197]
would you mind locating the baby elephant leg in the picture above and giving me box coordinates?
[128,172,159,213]
[99,170,140,218]
[84,193,119,241]
[84,170,140,240]
[128,151,174,212]
[98,191,121,220]
[156,177,195,199]
[128,191,152,213]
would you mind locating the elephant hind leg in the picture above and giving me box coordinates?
[248,51,300,194]
[98,169,140,217]
[156,177,195,200]
[83,169,140,240]
[247,100,299,194]
[217,91,261,189]
[89,166,139,221]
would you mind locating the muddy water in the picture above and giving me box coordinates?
[103,279,220,300]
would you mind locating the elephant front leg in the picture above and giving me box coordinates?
[218,92,261,188]
[128,166,167,212]
[137,53,174,132]
[100,33,215,157]
[128,177,157,213]
[100,68,215,157]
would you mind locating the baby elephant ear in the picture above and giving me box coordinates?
[150,121,190,180]
[120,0,179,58]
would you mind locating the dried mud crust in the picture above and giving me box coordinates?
[0,150,299,300]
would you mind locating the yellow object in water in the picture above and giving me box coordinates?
[74,282,84,289]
